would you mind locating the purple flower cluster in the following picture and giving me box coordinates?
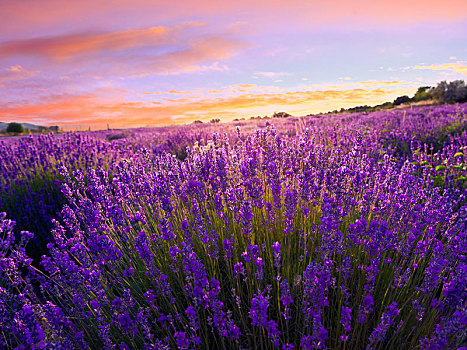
[250,292,269,327]
[1,103,467,349]
[368,302,400,346]
[340,306,352,341]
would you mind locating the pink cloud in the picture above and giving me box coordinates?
[0,0,465,39]
[138,37,243,75]
[0,24,247,79]
[0,65,35,81]
[0,23,204,60]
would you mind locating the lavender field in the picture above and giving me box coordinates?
[1,104,467,349]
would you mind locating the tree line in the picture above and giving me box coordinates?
[1,122,59,134]
[323,80,467,115]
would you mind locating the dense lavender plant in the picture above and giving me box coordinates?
[1,103,467,349]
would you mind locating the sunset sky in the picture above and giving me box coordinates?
[0,0,466,130]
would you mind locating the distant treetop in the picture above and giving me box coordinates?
[322,80,466,115]
[6,122,24,133]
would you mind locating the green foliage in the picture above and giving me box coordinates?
[106,133,127,141]
[6,122,24,133]
[393,95,410,106]
[326,80,466,116]
[412,87,432,102]
[429,80,467,103]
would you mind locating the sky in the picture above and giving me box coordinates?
[0,0,466,130]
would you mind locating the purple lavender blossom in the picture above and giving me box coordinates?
[267,319,281,347]
[174,331,190,349]
[234,262,245,278]
[255,257,265,280]
[368,302,400,346]
[250,293,269,327]
[2,104,467,349]
[340,306,352,340]
[359,294,374,324]
[272,241,282,269]
[223,238,233,260]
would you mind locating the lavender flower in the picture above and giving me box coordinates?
[340,306,352,340]
[272,241,282,269]
[250,293,269,327]
[234,262,245,278]
[359,294,374,324]
[267,319,281,347]
[368,302,400,346]
[255,257,265,280]
[174,331,189,349]
[2,104,467,349]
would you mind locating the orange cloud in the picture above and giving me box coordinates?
[0,25,247,77]
[0,65,36,89]
[413,62,467,75]
[310,80,414,91]
[0,22,205,61]
[0,86,416,129]
[358,80,406,87]
[168,90,196,94]
[0,92,175,129]
[129,37,245,76]
[0,65,35,78]
[230,84,258,89]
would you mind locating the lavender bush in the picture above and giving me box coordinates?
[0,132,135,258]
[1,104,466,349]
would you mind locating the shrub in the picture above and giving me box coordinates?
[6,122,24,133]
[393,95,410,105]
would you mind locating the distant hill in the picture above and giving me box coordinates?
[0,122,58,132]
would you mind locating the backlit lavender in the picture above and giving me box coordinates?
[1,104,467,349]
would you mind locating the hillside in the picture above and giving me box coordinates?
[0,122,58,132]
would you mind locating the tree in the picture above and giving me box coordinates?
[272,112,291,118]
[450,80,467,103]
[6,122,24,133]
[393,95,411,106]
[412,86,432,102]
[429,80,467,103]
